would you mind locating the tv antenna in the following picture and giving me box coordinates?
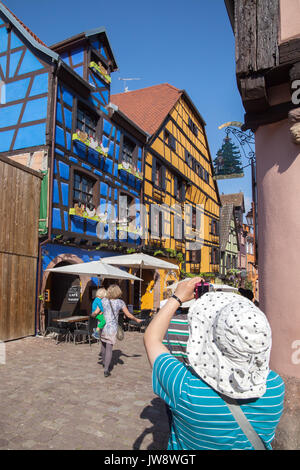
[118,77,141,92]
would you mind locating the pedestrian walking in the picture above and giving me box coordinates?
[144,277,285,450]
[100,284,142,377]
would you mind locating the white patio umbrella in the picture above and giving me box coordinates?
[102,253,179,308]
[102,253,180,271]
[46,259,142,281]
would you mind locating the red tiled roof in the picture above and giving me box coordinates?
[0,1,48,47]
[111,83,183,135]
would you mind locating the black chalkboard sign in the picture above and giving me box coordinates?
[67,286,80,303]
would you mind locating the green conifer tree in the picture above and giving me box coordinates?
[214,136,243,177]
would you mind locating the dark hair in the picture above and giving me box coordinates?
[238,287,254,301]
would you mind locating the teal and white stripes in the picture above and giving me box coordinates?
[153,353,284,450]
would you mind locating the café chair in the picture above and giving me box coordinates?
[73,315,98,346]
[128,309,152,333]
[45,310,70,344]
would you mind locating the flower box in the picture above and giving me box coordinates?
[117,224,142,235]
[72,132,108,157]
[118,162,143,180]
[69,208,107,223]
[89,61,111,84]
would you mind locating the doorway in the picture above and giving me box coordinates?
[49,262,81,315]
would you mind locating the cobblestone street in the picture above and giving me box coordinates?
[0,333,169,450]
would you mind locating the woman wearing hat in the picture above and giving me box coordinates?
[144,277,285,450]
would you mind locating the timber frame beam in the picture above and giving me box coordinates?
[226,0,300,130]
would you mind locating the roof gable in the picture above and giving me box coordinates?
[220,193,245,212]
[0,1,58,61]
[50,28,118,71]
[111,83,182,135]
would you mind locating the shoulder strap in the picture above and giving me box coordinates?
[220,394,267,450]
[109,299,118,322]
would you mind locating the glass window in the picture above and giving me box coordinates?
[155,161,162,187]
[122,136,135,164]
[190,249,201,263]
[73,171,94,206]
[164,130,176,151]
[76,105,97,138]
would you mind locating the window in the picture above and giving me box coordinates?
[185,150,193,168]
[0,80,5,105]
[211,247,220,265]
[119,193,134,222]
[198,165,203,179]
[152,158,166,190]
[188,117,198,137]
[192,207,197,229]
[73,172,94,206]
[226,254,231,269]
[190,249,201,263]
[211,219,219,235]
[76,106,97,138]
[164,130,176,151]
[122,136,135,165]
[174,175,185,202]
[204,170,210,184]
[155,160,162,187]
[151,206,163,238]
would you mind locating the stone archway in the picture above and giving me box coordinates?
[40,254,91,332]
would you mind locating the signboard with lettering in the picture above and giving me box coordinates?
[67,286,81,303]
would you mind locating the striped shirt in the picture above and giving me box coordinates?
[162,314,189,364]
[153,353,285,450]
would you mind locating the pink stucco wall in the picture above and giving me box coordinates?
[255,120,300,378]
[280,0,300,43]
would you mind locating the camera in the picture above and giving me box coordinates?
[194,281,210,299]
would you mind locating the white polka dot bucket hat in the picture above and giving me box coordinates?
[186,292,272,399]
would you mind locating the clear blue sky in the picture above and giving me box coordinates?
[5,0,253,214]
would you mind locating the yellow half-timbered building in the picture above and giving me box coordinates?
[112,84,220,308]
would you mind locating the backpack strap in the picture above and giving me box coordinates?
[220,394,267,450]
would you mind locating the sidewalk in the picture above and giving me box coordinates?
[0,332,170,450]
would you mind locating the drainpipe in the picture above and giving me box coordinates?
[35,59,61,334]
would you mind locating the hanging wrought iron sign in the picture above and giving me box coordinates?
[213,122,245,180]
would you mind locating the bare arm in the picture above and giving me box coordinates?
[91,306,101,317]
[143,277,203,368]
[122,305,143,323]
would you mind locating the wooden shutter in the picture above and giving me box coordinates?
[174,175,178,198]
[152,157,156,183]
[161,166,166,191]
[159,211,163,238]
[185,149,189,164]
[181,182,186,202]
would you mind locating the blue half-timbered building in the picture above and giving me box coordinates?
[0,3,147,330]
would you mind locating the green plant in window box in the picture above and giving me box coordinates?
[127,248,137,254]
[154,250,165,257]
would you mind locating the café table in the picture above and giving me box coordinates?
[52,315,89,323]
[52,316,89,341]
